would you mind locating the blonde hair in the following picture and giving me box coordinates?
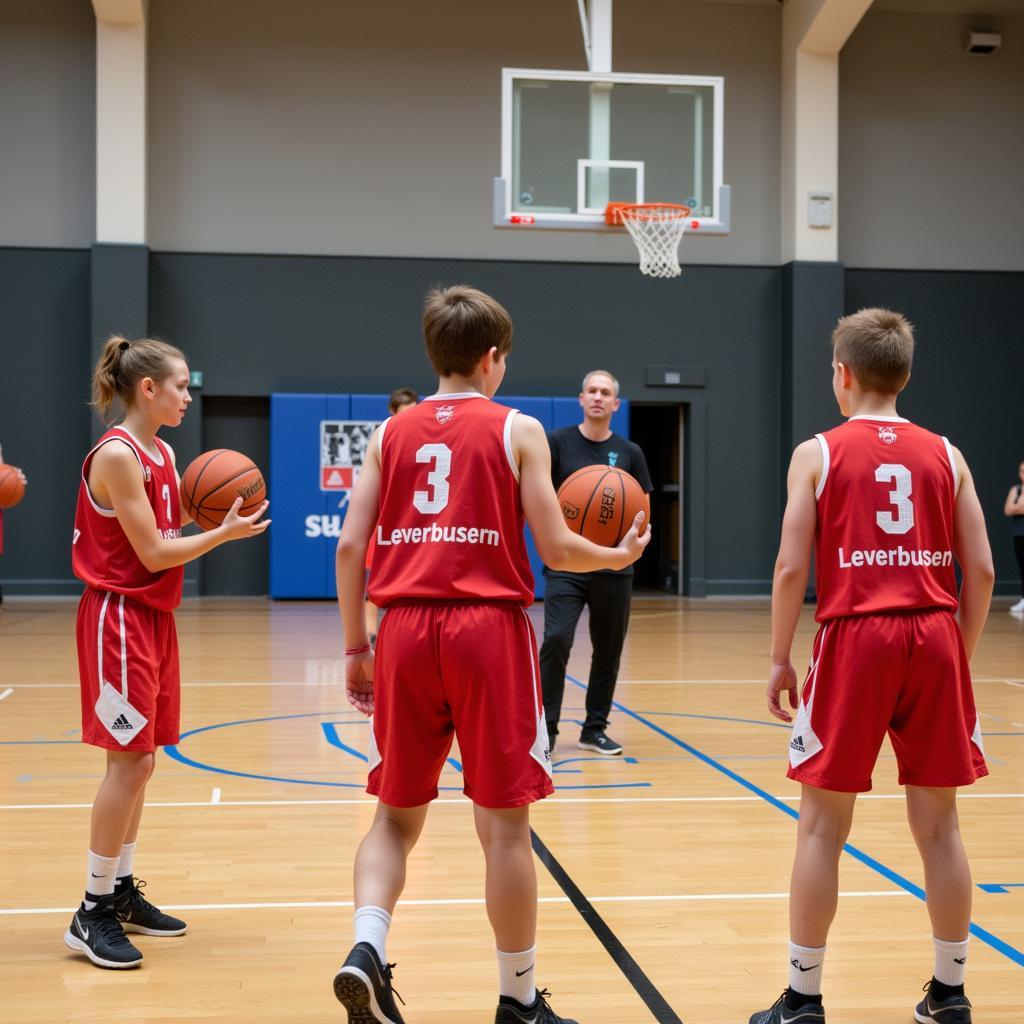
[422,286,513,377]
[581,369,620,396]
[831,308,914,395]
[91,335,186,422]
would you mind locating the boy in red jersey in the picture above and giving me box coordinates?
[66,336,269,970]
[333,286,649,1024]
[749,310,993,1024]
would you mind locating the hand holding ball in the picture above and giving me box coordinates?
[0,465,27,509]
[557,465,650,547]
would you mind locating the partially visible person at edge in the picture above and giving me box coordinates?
[539,369,653,757]
[1003,458,1024,614]
[0,443,28,607]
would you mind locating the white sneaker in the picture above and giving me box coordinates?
[1010,599,1024,613]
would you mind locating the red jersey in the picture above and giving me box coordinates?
[72,428,184,611]
[814,416,959,622]
[367,393,534,606]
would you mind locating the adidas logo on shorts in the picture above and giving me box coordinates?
[111,714,134,731]
[790,734,805,753]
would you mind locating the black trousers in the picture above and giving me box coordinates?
[1015,536,1024,596]
[539,570,633,739]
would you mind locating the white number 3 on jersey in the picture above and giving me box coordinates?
[414,443,452,514]
[875,463,914,535]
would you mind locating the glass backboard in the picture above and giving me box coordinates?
[495,69,729,233]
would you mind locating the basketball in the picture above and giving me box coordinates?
[180,449,266,532]
[557,464,650,547]
[0,465,26,509]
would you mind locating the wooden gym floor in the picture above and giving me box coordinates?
[1,596,1021,1024]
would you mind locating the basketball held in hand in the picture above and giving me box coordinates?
[0,465,26,509]
[180,449,266,531]
[557,465,650,547]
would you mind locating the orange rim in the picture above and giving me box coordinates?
[605,201,692,226]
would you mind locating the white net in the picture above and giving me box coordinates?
[618,204,690,279]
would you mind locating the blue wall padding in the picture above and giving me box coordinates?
[270,394,630,600]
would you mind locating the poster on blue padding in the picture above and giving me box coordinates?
[269,393,629,600]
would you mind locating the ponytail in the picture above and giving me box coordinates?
[90,335,186,422]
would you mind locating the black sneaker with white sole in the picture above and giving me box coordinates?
[577,732,623,756]
[495,988,579,1024]
[914,983,973,1024]
[333,942,406,1024]
[748,991,826,1024]
[116,876,188,936]
[63,893,143,969]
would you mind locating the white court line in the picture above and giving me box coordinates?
[211,787,221,804]
[2,793,1022,811]
[0,688,13,701]
[0,890,910,917]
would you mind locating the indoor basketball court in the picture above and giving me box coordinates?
[1,1,1022,1022]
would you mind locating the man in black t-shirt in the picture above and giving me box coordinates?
[541,370,653,755]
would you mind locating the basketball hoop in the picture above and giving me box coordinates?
[606,202,691,279]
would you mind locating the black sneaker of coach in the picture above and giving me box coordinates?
[748,991,826,1024]
[63,892,144,969]
[495,988,579,1024]
[116,876,188,936]
[333,942,406,1024]
[576,731,623,755]
[914,981,973,1024]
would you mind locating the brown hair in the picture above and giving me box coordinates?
[91,335,187,422]
[388,387,419,413]
[422,286,513,377]
[831,308,914,395]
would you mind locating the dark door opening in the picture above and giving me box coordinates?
[629,403,684,593]
[199,396,270,596]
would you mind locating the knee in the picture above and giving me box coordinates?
[109,752,155,791]
[541,629,574,658]
[798,810,851,845]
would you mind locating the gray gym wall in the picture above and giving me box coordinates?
[1,0,1022,596]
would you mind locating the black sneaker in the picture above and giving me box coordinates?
[116,876,187,936]
[63,893,143,969]
[749,992,826,1024]
[495,988,579,1024]
[333,942,406,1024]
[577,732,623,756]
[915,983,972,1023]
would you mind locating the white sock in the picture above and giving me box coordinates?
[83,851,120,909]
[933,936,969,987]
[788,941,826,997]
[354,906,391,965]
[497,946,537,1006]
[117,841,137,881]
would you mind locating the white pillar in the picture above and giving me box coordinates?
[588,0,612,74]
[781,0,872,262]
[93,0,147,244]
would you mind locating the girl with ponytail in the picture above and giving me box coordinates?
[65,335,269,970]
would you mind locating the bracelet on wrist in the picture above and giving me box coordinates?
[344,642,372,657]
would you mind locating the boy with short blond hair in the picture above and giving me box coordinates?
[333,285,649,1024]
[750,308,993,1024]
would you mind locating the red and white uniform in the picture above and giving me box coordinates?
[73,428,183,751]
[366,393,552,807]
[788,416,986,791]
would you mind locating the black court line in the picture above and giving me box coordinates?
[530,828,684,1024]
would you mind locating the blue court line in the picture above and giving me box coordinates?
[635,710,791,730]
[567,674,1024,969]
[320,722,463,774]
[978,884,1024,894]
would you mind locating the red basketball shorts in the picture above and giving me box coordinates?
[76,587,181,752]
[368,600,554,808]
[787,609,987,792]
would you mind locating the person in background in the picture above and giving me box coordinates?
[1004,458,1024,614]
[0,443,28,607]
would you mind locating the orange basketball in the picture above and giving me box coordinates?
[0,465,26,509]
[180,449,266,532]
[557,464,650,548]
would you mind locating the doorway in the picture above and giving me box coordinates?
[628,403,684,593]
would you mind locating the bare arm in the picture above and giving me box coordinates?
[513,414,649,572]
[335,428,382,715]
[1004,486,1024,518]
[767,439,821,722]
[92,441,269,573]
[952,449,994,660]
